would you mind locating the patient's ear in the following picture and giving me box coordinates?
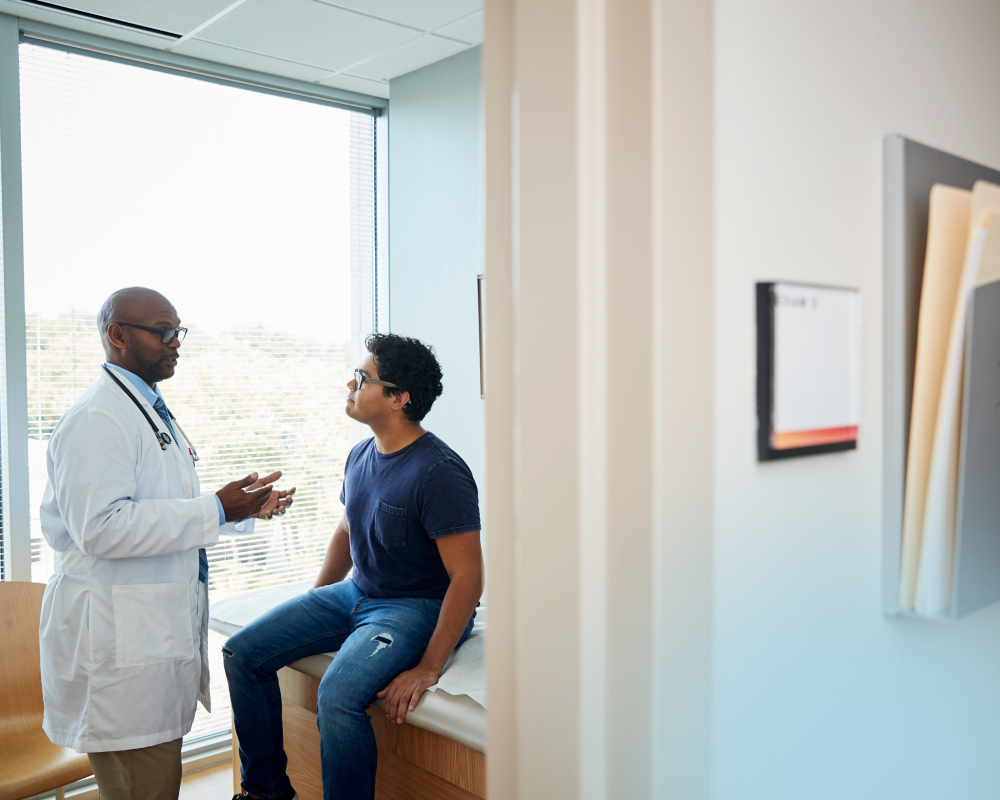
[391,390,411,412]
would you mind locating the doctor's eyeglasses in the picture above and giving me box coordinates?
[114,322,189,344]
[354,369,400,391]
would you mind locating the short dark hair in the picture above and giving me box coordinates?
[365,333,443,422]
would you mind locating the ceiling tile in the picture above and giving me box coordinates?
[174,38,334,84]
[435,12,481,45]
[347,34,467,81]
[10,0,238,36]
[314,0,481,32]
[319,72,389,99]
[200,0,417,73]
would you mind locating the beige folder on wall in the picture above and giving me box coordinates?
[914,180,1000,617]
[898,185,971,612]
[974,211,1000,287]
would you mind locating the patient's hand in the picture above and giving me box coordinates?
[249,472,297,520]
[377,665,439,725]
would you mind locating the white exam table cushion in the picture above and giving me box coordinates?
[209,580,312,636]
[209,582,487,754]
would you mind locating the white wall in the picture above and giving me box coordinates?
[714,2,1000,797]
[387,47,483,493]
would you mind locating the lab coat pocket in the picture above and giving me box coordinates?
[375,500,408,548]
[112,582,194,668]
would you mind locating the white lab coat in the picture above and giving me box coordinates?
[38,367,237,753]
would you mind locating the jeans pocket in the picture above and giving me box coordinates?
[375,500,408,548]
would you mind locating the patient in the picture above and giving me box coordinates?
[224,333,483,800]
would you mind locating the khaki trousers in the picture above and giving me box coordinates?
[88,738,183,800]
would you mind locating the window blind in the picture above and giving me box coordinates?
[19,43,375,740]
[350,112,375,445]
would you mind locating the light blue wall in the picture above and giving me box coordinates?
[713,2,1000,798]
[388,47,483,493]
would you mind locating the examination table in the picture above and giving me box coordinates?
[209,582,486,800]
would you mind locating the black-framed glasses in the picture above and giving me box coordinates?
[114,322,188,344]
[354,368,400,391]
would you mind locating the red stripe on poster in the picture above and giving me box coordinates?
[773,425,858,449]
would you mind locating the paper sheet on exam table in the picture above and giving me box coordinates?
[428,608,487,708]
[899,184,971,612]
[914,191,1000,617]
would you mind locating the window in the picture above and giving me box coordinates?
[19,43,376,740]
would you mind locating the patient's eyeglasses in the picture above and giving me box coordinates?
[114,322,188,344]
[354,368,400,391]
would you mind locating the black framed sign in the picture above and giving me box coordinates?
[477,274,485,398]
[756,281,861,461]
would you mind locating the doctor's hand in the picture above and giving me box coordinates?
[216,472,277,522]
[257,485,296,520]
[247,471,297,519]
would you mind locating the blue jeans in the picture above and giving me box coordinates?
[222,579,473,800]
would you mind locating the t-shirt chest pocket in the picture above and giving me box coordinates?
[374,500,408,548]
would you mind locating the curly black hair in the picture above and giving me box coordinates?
[365,333,443,422]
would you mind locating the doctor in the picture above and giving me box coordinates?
[38,287,294,800]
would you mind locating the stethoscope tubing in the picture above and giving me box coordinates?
[169,414,200,462]
[102,365,200,461]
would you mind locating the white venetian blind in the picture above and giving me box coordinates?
[19,43,375,740]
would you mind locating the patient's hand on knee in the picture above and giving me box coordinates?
[376,665,439,725]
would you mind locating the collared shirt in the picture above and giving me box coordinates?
[103,362,226,526]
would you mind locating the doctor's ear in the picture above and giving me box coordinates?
[104,323,128,350]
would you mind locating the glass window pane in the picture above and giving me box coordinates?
[19,43,374,740]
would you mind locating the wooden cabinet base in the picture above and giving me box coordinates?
[372,748,481,800]
[369,707,484,799]
[283,698,325,800]
[232,667,484,800]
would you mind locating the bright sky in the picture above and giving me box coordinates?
[19,44,355,344]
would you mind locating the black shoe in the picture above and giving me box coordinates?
[232,789,297,800]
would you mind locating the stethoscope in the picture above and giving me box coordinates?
[103,365,201,461]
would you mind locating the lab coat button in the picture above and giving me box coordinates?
[183,484,192,494]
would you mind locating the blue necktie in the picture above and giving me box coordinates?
[153,397,208,584]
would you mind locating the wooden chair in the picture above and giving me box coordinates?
[0,582,92,800]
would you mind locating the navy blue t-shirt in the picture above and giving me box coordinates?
[339,432,481,599]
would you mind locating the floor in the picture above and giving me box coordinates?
[179,762,234,799]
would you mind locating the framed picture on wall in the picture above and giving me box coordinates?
[478,275,485,398]
[756,281,862,460]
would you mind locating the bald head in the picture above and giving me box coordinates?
[98,288,175,340]
[99,287,182,385]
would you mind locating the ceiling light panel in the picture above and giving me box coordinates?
[435,12,481,45]
[347,34,466,82]
[18,0,239,36]
[314,0,481,32]
[199,0,417,72]
[173,38,336,84]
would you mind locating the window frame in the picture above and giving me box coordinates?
[0,12,388,580]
